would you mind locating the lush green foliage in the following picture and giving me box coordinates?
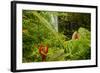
[22,10,91,63]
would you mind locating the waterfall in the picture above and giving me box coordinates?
[50,13,58,32]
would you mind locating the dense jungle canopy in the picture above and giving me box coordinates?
[22,10,91,63]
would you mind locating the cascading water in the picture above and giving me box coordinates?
[50,13,58,32]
